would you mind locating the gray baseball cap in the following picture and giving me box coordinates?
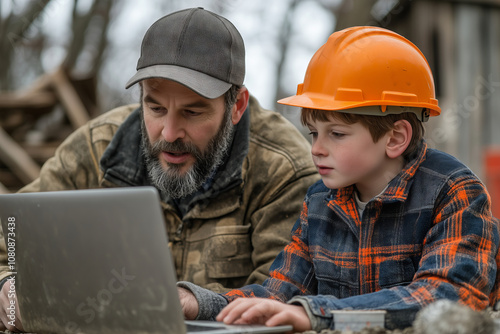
[126,7,245,99]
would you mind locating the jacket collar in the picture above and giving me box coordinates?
[100,106,250,209]
[381,140,428,202]
[329,140,429,206]
[100,108,148,187]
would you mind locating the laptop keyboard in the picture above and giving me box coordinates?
[186,323,228,332]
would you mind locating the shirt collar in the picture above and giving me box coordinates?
[330,140,428,205]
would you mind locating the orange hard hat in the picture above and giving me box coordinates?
[278,26,441,119]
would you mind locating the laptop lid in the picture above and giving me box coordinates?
[0,187,185,334]
[0,187,292,334]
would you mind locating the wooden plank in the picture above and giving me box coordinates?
[433,2,457,156]
[335,0,378,30]
[434,0,500,7]
[51,67,90,129]
[0,169,23,188]
[24,71,54,94]
[0,90,57,110]
[22,142,59,162]
[0,126,40,184]
[454,5,484,177]
[485,9,500,145]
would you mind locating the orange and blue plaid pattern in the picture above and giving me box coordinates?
[224,141,500,330]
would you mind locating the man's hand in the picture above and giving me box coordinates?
[0,278,24,332]
[216,298,311,332]
[178,287,199,320]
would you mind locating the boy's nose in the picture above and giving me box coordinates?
[311,138,327,157]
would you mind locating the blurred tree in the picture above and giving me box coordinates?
[273,0,300,112]
[65,0,115,78]
[0,0,116,91]
[0,0,52,90]
[0,0,117,192]
[334,0,379,30]
[272,0,343,112]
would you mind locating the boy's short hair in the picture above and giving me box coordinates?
[301,108,424,160]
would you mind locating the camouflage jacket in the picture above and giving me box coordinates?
[0,96,319,292]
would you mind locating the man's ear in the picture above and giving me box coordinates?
[386,119,412,159]
[231,86,249,125]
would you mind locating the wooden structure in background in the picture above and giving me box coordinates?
[0,66,97,193]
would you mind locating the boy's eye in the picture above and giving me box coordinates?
[308,131,317,137]
[332,131,345,138]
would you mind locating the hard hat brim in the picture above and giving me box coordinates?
[278,93,441,117]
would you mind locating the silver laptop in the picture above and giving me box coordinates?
[0,187,292,334]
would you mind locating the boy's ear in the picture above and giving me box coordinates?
[386,119,412,159]
[231,86,249,125]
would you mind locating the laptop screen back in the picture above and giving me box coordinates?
[0,187,186,334]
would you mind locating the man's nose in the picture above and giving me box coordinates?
[161,112,186,143]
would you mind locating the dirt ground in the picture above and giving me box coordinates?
[300,327,414,334]
[299,302,500,334]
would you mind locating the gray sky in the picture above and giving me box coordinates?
[34,0,336,111]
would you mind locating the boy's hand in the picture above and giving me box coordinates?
[178,287,199,320]
[0,279,24,332]
[216,298,311,332]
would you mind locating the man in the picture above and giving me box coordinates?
[0,7,319,331]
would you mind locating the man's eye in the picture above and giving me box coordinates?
[185,110,200,116]
[149,106,165,113]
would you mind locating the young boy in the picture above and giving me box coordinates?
[178,26,500,331]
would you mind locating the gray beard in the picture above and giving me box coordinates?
[140,110,234,199]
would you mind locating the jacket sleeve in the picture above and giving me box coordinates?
[234,96,320,291]
[177,281,229,321]
[290,175,499,331]
[177,205,317,320]
[18,123,101,193]
[222,197,319,306]
[243,171,319,288]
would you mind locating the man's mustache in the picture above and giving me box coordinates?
[149,139,201,158]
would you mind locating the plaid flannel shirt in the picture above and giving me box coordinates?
[222,141,499,330]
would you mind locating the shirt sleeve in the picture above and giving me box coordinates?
[290,175,499,331]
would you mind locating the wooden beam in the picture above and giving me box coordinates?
[0,90,57,110]
[335,0,379,30]
[23,71,54,94]
[0,169,23,188]
[432,0,500,7]
[22,142,59,162]
[51,67,90,129]
[0,126,40,184]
